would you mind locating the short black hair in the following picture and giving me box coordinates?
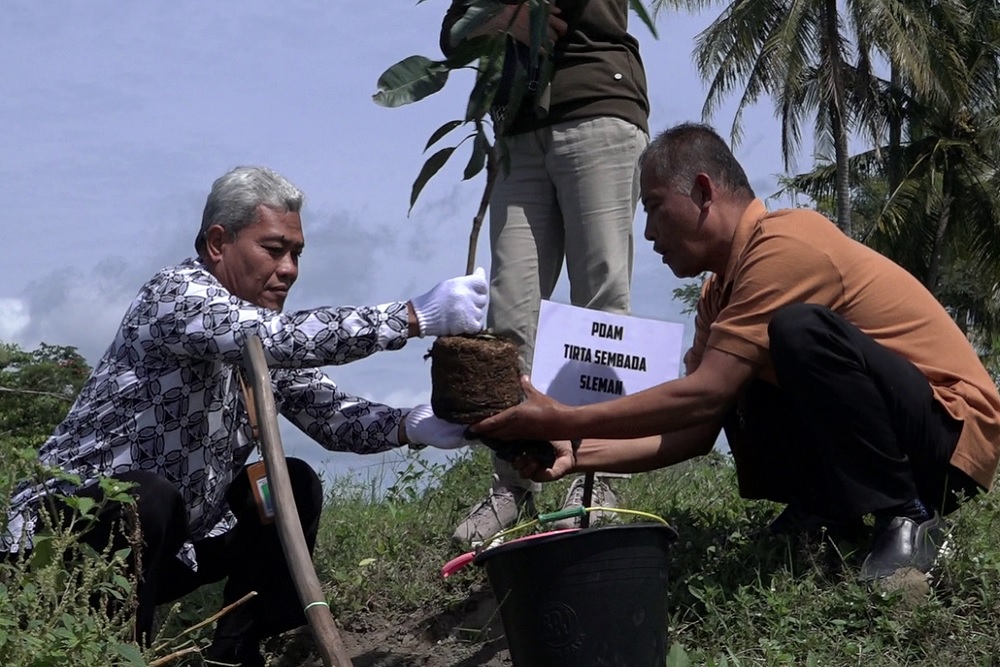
[640,122,755,199]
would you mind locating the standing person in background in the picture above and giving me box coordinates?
[440,0,651,546]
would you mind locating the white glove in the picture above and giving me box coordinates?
[404,404,471,450]
[410,267,488,337]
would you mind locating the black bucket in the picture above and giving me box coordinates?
[473,523,678,667]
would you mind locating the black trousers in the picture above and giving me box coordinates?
[723,304,981,520]
[56,457,322,648]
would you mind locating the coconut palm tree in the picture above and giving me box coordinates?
[653,0,970,237]
[784,1,1000,350]
[787,1,1000,277]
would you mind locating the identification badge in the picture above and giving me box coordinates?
[246,461,275,525]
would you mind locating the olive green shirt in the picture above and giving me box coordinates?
[441,0,650,136]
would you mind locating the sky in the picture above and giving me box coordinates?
[0,1,796,488]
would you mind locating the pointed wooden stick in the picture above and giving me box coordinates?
[243,335,354,667]
[148,646,201,667]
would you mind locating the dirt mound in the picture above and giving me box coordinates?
[264,589,512,667]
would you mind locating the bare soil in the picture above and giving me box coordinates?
[265,588,513,667]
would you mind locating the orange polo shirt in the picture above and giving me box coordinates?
[691,200,1000,490]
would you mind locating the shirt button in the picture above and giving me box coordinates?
[613,73,623,80]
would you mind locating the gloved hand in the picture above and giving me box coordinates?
[404,404,473,450]
[409,267,488,337]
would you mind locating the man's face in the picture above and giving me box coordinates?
[210,205,304,311]
[640,167,705,279]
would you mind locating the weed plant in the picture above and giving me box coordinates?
[0,448,148,667]
[308,447,1000,666]
[4,441,1000,666]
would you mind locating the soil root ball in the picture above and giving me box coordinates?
[429,334,522,424]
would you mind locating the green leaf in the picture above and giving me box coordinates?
[66,495,96,519]
[465,42,505,121]
[99,476,136,503]
[666,642,692,667]
[528,1,548,65]
[115,642,147,667]
[425,120,465,152]
[410,146,457,212]
[29,534,56,569]
[496,55,531,134]
[373,55,450,108]
[629,0,658,39]
[444,34,498,69]
[49,469,82,486]
[463,132,489,181]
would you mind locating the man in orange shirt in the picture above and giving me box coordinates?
[473,122,1000,580]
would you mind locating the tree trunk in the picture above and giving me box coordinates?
[925,166,954,293]
[824,0,852,237]
[887,64,902,194]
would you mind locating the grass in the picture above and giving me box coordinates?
[5,446,1000,666]
[305,447,1000,666]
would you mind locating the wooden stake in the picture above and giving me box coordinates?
[243,335,354,667]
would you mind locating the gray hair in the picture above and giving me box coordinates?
[640,123,755,200]
[195,166,304,255]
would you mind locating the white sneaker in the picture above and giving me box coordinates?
[549,476,618,530]
[453,478,535,547]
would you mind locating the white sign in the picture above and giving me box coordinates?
[530,300,685,406]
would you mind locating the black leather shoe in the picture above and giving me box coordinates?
[768,504,866,541]
[859,512,948,581]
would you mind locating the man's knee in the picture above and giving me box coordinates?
[228,458,322,527]
[114,471,188,547]
[285,458,323,522]
[769,303,838,366]
[769,303,831,342]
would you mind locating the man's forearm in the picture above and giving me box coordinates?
[442,2,517,53]
[442,2,506,53]
[561,375,730,441]
[572,422,720,475]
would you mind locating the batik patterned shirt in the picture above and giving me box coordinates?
[3,258,412,561]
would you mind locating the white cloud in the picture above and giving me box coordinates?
[283,208,386,309]
[19,260,137,363]
[0,298,29,342]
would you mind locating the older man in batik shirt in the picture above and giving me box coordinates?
[3,166,487,666]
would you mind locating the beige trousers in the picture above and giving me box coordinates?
[487,116,648,491]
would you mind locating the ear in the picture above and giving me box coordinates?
[693,173,714,210]
[203,225,229,262]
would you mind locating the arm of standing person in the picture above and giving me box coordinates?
[440,0,567,55]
